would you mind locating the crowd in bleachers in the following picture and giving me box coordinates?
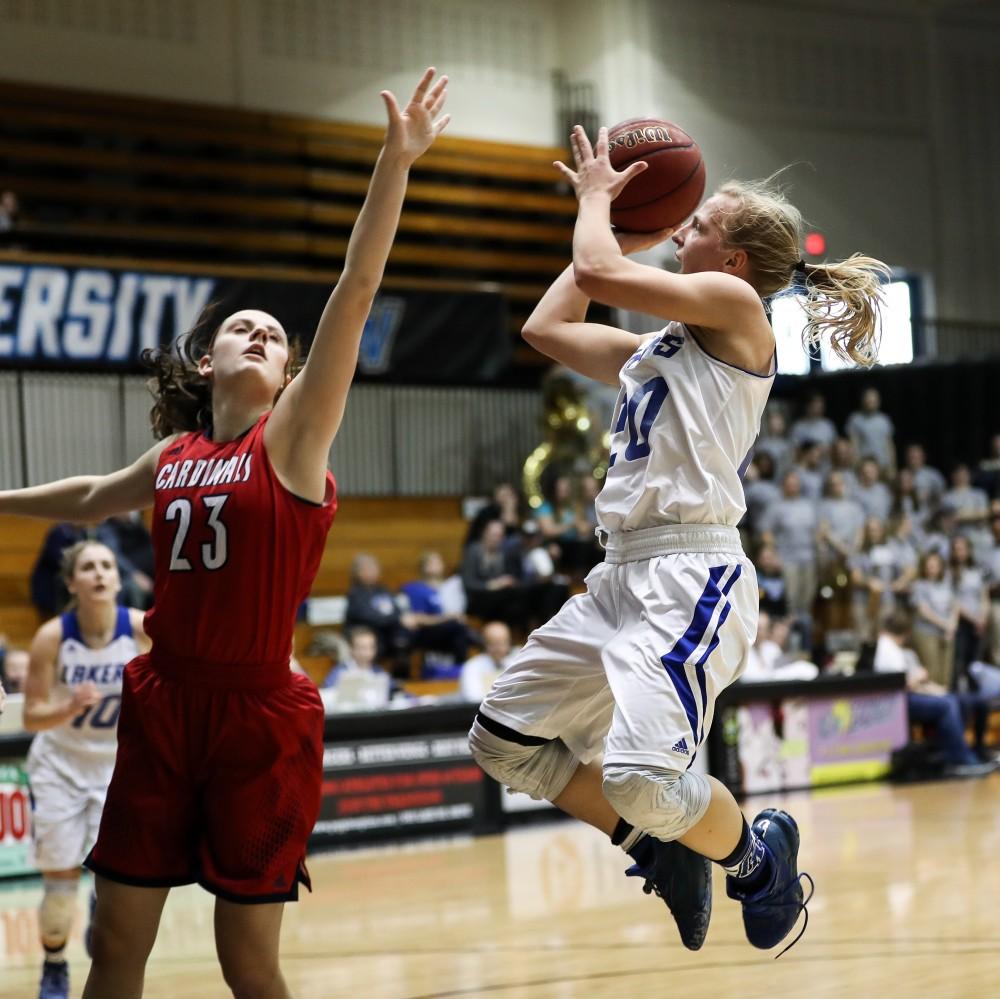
[324,475,600,707]
[743,388,1000,686]
[3,384,999,767]
[742,386,1000,773]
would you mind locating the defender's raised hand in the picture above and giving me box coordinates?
[381,67,451,165]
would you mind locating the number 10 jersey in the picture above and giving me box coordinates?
[145,413,337,668]
[596,322,774,534]
[29,607,136,763]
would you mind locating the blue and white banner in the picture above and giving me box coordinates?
[0,260,510,382]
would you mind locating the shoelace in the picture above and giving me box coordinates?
[773,872,815,960]
[624,863,667,901]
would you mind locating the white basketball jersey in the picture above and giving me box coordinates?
[30,607,136,762]
[596,322,774,533]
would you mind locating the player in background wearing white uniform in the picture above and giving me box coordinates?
[470,126,889,954]
[24,541,149,999]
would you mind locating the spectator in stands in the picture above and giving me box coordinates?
[399,551,480,671]
[536,475,593,572]
[30,518,154,618]
[460,621,516,703]
[791,392,837,457]
[755,545,789,618]
[892,467,931,537]
[742,611,817,682]
[464,482,525,548]
[0,189,18,235]
[974,433,1000,499]
[100,513,155,609]
[577,475,602,565]
[321,625,392,710]
[890,513,920,564]
[462,518,523,618]
[519,519,565,589]
[31,524,88,618]
[755,408,795,478]
[875,611,995,776]
[760,471,817,632]
[910,551,958,689]
[829,437,861,497]
[920,507,957,561]
[462,519,565,633]
[742,610,783,680]
[982,515,1000,664]
[791,441,825,502]
[846,387,895,473]
[942,464,991,556]
[950,535,989,686]
[0,633,29,694]
[345,553,415,666]
[855,457,893,522]
[849,517,917,643]
[904,443,947,510]
[816,471,865,571]
[742,453,782,539]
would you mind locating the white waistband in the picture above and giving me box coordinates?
[598,523,744,563]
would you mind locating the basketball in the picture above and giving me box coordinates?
[607,117,706,233]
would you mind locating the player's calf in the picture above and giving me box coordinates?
[37,877,76,999]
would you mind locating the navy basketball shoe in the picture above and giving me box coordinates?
[37,958,69,999]
[626,838,712,950]
[726,808,813,956]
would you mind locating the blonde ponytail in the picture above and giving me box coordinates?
[799,255,891,366]
[713,178,891,368]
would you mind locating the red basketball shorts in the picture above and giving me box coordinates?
[85,652,324,903]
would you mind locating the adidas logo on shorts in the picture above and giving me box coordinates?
[671,737,689,756]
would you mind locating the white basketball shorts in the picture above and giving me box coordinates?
[479,524,758,772]
[27,744,115,871]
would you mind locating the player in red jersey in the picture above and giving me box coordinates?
[0,69,449,999]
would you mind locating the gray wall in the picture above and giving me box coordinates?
[0,373,542,496]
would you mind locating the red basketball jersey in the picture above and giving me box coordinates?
[144,413,336,666]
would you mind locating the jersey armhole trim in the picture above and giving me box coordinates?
[258,421,337,509]
[686,325,776,380]
[288,475,335,508]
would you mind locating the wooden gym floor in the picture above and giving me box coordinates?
[2,776,998,998]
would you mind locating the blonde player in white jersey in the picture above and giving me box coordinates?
[24,541,149,999]
[470,126,888,955]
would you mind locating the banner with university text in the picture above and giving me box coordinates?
[0,260,510,383]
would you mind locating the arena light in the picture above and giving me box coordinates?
[819,280,914,371]
[770,294,812,375]
[804,232,826,256]
[773,280,914,374]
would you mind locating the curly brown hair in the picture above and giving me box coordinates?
[142,302,303,439]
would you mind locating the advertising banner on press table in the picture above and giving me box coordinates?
[0,261,510,383]
[0,761,34,878]
[716,688,908,795]
[312,734,490,845]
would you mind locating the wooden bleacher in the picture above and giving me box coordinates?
[0,79,576,366]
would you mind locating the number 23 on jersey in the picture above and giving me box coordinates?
[164,494,230,571]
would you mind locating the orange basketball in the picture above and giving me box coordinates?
[607,118,706,233]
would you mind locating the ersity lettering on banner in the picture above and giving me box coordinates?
[0,259,510,381]
[0,264,215,364]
